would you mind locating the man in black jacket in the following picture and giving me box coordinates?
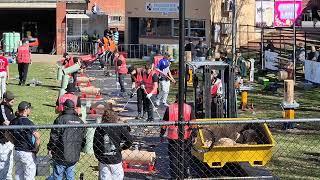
[93,109,132,180]
[0,91,15,179]
[47,100,85,180]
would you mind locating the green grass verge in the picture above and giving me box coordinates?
[8,63,59,124]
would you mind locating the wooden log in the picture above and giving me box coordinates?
[122,150,156,164]
[284,80,294,104]
[80,86,101,95]
[77,76,96,83]
[185,51,192,62]
[278,70,288,81]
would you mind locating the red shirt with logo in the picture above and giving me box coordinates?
[0,56,8,72]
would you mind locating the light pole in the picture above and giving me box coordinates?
[178,0,185,179]
[260,0,265,70]
[231,0,237,63]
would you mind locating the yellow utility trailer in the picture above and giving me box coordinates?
[192,118,275,168]
[187,61,276,168]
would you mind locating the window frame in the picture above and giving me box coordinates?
[172,19,206,38]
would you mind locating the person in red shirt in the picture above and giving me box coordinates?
[16,39,31,86]
[0,51,9,98]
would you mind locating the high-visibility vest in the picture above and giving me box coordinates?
[153,55,164,69]
[167,103,192,140]
[103,37,110,51]
[135,68,143,88]
[57,93,78,112]
[61,57,74,68]
[211,79,222,96]
[109,39,117,53]
[115,55,128,74]
[142,71,157,94]
[17,45,31,63]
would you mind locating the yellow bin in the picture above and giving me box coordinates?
[192,118,276,168]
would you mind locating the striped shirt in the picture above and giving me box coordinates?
[114,31,119,44]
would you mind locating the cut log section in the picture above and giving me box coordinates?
[80,86,101,95]
[122,150,156,164]
[284,80,294,104]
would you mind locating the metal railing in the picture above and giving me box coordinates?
[0,118,319,179]
[118,44,162,59]
[302,10,320,22]
[66,41,97,55]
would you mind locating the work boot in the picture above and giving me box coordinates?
[142,112,147,118]
[135,113,142,120]
[146,118,154,122]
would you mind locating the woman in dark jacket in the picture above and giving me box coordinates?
[93,109,133,180]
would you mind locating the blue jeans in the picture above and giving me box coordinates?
[52,162,76,180]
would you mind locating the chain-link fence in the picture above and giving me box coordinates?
[0,119,319,179]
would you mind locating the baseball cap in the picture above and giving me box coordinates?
[64,99,75,109]
[3,91,15,100]
[18,101,32,111]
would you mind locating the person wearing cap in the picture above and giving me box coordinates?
[48,100,85,180]
[195,38,208,62]
[10,101,40,180]
[56,83,81,114]
[0,51,9,98]
[17,39,31,86]
[0,91,15,179]
[114,52,128,93]
[155,53,176,107]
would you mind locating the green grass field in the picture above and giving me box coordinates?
[7,62,320,179]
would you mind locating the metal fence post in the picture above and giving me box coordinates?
[178,0,186,179]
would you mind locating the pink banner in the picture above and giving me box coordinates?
[274,0,303,27]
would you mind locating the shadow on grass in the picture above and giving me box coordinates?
[43,104,56,108]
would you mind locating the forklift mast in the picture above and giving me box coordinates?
[187,61,237,119]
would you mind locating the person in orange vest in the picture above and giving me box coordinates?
[96,39,106,69]
[152,50,164,71]
[114,52,128,93]
[61,56,80,86]
[141,62,158,122]
[130,66,147,119]
[0,50,9,98]
[211,71,223,97]
[16,39,31,86]
[160,94,196,179]
[60,53,74,68]
[55,83,81,114]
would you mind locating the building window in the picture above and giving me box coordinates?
[172,19,189,37]
[172,19,206,38]
[140,18,172,37]
[109,16,122,22]
[190,20,206,38]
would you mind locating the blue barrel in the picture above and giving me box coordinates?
[8,33,14,53]
[3,33,9,53]
[13,32,20,53]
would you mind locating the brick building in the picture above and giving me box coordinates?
[0,0,124,55]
